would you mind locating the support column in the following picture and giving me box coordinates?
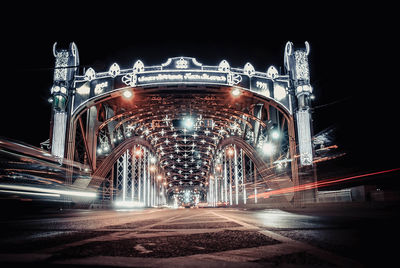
[86,106,98,170]
[208,177,213,206]
[214,171,218,206]
[142,148,145,205]
[241,149,246,204]
[132,146,136,202]
[254,162,257,204]
[229,157,233,206]
[122,151,128,201]
[146,150,150,206]
[153,178,156,207]
[223,154,228,203]
[220,175,223,204]
[138,147,142,204]
[234,145,239,205]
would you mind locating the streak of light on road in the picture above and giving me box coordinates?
[249,168,400,199]
[0,184,97,198]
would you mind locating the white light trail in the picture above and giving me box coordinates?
[0,184,97,198]
[114,200,144,208]
[0,189,60,198]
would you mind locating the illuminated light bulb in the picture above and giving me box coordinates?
[183,117,194,129]
[271,130,280,140]
[227,147,234,157]
[135,148,142,157]
[262,142,275,156]
[122,90,133,99]
[274,85,286,100]
[231,88,241,97]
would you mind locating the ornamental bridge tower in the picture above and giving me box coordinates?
[49,42,79,160]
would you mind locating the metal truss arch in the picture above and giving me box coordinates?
[91,136,155,188]
[215,136,294,206]
[48,45,316,207]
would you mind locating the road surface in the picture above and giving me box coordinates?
[0,205,399,267]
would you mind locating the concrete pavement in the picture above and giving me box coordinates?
[1,205,399,267]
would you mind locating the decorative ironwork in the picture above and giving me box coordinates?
[48,41,316,208]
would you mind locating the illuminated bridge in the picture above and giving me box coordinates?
[11,41,317,208]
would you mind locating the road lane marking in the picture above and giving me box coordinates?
[211,210,362,267]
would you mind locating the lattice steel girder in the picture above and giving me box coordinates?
[96,93,269,135]
[111,106,258,132]
[111,144,162,205]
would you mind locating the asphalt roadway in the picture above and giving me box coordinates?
[0,204,399,267]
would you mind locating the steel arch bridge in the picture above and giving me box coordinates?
[48,42,315,208]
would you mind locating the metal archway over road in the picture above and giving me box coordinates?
[47,41,316,208]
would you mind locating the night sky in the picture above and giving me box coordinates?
[1,4,398,172]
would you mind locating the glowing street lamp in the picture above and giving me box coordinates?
[134,147,142,157]
[231,88,241,97]
[216,164,222,172]
[271,129,280,140]
[122,90,133,99]
[262,142,275,156]
[227,147,234,157]
[182,117,194,129]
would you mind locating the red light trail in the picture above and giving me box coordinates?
[248,168,400,199]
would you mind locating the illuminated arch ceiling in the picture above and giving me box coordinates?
[73,57,294,188]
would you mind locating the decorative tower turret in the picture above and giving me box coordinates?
[50,42,79,159]
[285,41,314,167]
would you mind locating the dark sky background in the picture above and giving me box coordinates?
[1,4,398,172]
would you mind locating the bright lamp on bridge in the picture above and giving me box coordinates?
[216,164,222,172]
[183,117,194,129]
[271,129,280,140]
[231,88,241,97]
[122,90,133,99]
[134,148,142,157]
[227,147,234,157]
[262,142,275,156]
